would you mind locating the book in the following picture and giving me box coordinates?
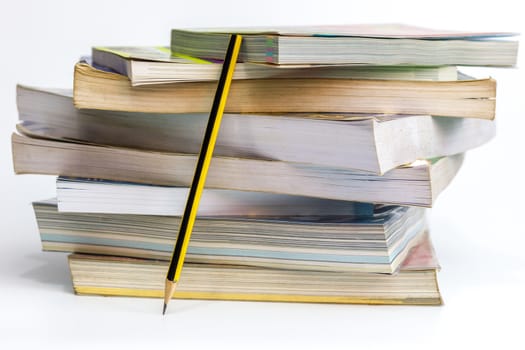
[170,24,518,66]
[18,85,495,175]
[56,177,375,217]
[73,62,496,119]
[34,199,426,273]
[92,46,459,86]
[67,233,442,305]
[11,132,464,207]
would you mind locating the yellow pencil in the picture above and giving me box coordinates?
[163,34,243,314]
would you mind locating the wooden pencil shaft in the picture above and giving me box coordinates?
[166,34,242,282]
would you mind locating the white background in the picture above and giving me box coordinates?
[1,1,524,349]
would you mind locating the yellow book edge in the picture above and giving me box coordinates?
[73,286,443,306]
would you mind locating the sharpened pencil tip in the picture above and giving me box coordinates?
[163,279,177,315]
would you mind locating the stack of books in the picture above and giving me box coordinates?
[12,24,518,306]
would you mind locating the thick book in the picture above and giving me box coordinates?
[11,132,464,207]
[17,85,494,174]
[56,177,375,217]
[34,199,426,273]
[68,233,442,305]
[73,62,496,119]
[170,23,518,66]
[92,46,459,86]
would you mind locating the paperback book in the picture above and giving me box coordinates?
[92,46,459,86]
[73,62,496,119]
[12,132,464,206]
[56,177,375,217]
[68,233,442,305]
[35,199,426,274]
[17,85,494,174]
[170,23,518,65]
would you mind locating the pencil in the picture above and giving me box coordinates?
[163,34,243,314]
